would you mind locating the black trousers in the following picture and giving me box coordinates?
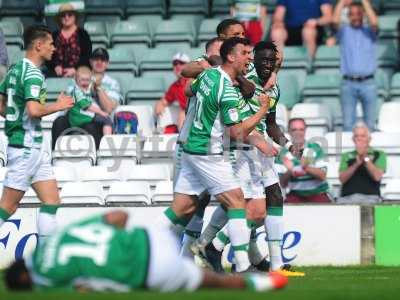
[51,115,103,150]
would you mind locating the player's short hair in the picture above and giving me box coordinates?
[216,18,243,36]
[288,118,307,129]
[205,37,224,53]
[23,25,52,50]
[220,37,251,63]
[254,40,278,55]
[4,259,33,291]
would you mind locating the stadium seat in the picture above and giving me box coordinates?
[390,72,400,101]
[126,164,170,185]
[0,0,41,25]
[45,78,73,102]
[211,0,230,16]
[127,77,166,103]
[115,105,155,136]
[282,46,310,71]
[313,45,340,74]
[370,132,400,155]
[105,181,151,206]
[291,102,333,131]
[97,134,139,172]
[186,47,204,61]
[139,47,182,75]
[153,20,196,47]
[382,179,400,201]
[84,21,109,48]
[84,0,124,18]
[326,159,341,199]
[125,0,167,17]
[0,20,24,47]
[140,134,178,161]
[375,69,390,101]
[304,97,343,127]
[20,187,40,204]
[152,180,173,203]
[6,45,23,66]
[378,15,398,39]
[302,73,341,100]
[109,20,152,47]
[107,72,135,102]
[107,47,138,75]
[52,135,97,168]
[377,102,400,133]
[198,18,221,43]
[377,42,398,70]
[60,182,104,205]
[41,112,61,130]
[169,0,209,16]
[156,105,180,133]
[53,166,79,188]
[80,166,121,188]
[277,72,301,109]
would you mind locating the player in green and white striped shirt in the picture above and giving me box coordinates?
[4,210,288,292]
[0,25,73,239]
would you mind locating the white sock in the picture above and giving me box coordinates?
[198,205,228,246]
[212,225,229,252]
[180,214,204,257]
[249,229,265,266]
[160,207,187,237]
[227,209,250,272]
[265,215,284,271]
[38,212,57,238]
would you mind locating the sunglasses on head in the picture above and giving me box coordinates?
[60,11,75,18]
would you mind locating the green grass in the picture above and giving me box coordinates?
[1,266,400,300]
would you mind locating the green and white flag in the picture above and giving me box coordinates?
[45,0,85,16]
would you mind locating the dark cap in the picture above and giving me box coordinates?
[90,48,109,61]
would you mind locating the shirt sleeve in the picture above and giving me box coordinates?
[374,150,387,172]
[24,76,44,102]
[105,78,122,104]
[164,83,176,104]
[76,97,92,110]
[339,153,349,172]
[220,84,242,126]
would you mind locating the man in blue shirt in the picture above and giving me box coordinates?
[270,0,333,57]
[333,0,378,131]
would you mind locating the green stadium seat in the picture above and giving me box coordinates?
[108,72,135,103]
[303,97,343,127]
[110,20,152,47]
[382,0,400,14]
[46,78,73,102]
[302,73,341,100]
[153,20,196,47]
[282,46,310,71]
[377,42,398,70]
[126,77,166,102]
[126,0,167,17]
[127,15,163,36]
[277,72,300,109]
[390,72,400,100]
[211,0,230,17]
[0,0,41,25]
[84,0,124,18]
[313,45,340,73]
[84,21,109,48]
[186,47,204,61]
[378,15,398,39]
[375,69,390,101]
[0,20,24,47]
[113,44,148,67]
[107,47,138,75]
[139,47,179,75]
[198,18,220,43]
[6,45,23,66]
[169,0,209,16]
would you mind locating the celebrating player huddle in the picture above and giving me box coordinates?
[3,19,303,293]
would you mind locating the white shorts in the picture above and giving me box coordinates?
[258,151,279,187]
[233,149,265,199]
[146,227,203,292]
[174,152,241,196]
[4,146,55,192]
[172,143,184,188]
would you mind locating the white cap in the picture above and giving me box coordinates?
[172,52,190,64]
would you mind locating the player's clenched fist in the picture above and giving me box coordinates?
[258,92,270,112]
[56,92,74,111]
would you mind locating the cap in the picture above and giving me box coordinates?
[90,48,109,61]
[172,52,190,64]
[58,3,77,14]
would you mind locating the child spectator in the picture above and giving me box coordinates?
[68,66,112,135]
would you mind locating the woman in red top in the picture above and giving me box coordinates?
[48,3,92,78]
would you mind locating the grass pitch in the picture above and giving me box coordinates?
[1,266,400,300]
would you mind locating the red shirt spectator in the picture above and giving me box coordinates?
[155,53,191,133]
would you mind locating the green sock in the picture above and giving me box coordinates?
[0,207,11,226]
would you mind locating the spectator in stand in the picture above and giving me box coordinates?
[333,0,378,132]
[230,0,268,45]
[276,118,331,203]
[154,52,191,133]
[338,122,386,204]
[51,48,122,149]
[0,30,8,82]
[270,0,333,58]
[47,3,92,78]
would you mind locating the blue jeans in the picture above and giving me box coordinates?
[340,79,377,131]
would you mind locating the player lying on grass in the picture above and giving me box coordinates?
[4,210,288,292]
